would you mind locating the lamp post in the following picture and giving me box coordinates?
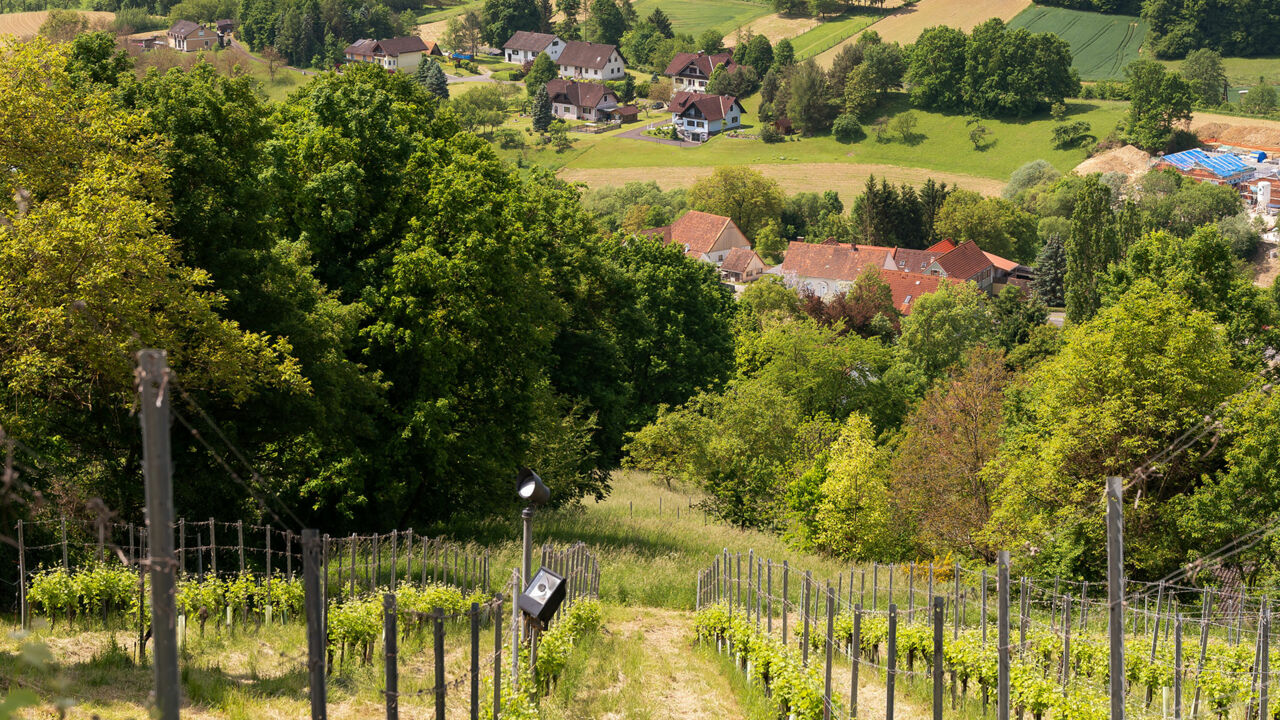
[516,468,549,587]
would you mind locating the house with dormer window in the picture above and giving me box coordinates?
[664,51,738,94]
[554,41,626,81]
[669,91,743,142]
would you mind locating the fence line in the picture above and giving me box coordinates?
[696,549,1277,720]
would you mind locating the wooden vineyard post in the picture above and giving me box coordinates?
[933,596,944,720]
[433,608,446,720]
[1174,614,1183,720]
[1259,608,1269,720]
[178,519,185,577]
[824,586,834,720]
[384,593,398,720]
[61,516,69,571]
[909,564,915,622]
[494,596,503,720]
[783,561,790,648]
[350,534,357,598]
[887,603,898,720]
[1192,590,1213,717]
[237,519,245,575]
[16,519,26,630]
[767,561,773,635]
[982,567,990,712]
[757,558,763,629]
[303,529,327,720]
[470,602,480,720]
[209,518,217,577]
[1062,596,1072,691]
[390,530,398,589]
[873,563,879,612]
[266,525,273,618]
[748,550,754,624]
[851,604,862,720]
[287,530,293,580]
[954,561,961,638]
[1106,476,1125,720]
[1148,581,1165,705]
[736,552,741,608]
[404,531,412,587]
[999,551,1011,720]
[802,572,811,666]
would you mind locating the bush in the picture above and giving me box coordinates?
[494,128,526,148]
[832,113,864,143]
[761,125,785,143]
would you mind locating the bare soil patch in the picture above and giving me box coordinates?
[814,0,1031,67]
[560,162,1005,198]
[726,12,818,43]
[416,18,448,44]
[1192,113,1280,151]
[1074,144,1151,181]
[0,10,114,38]
[1251,238,1280,289]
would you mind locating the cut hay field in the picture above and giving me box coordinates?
[814,0,1031,67]
[631,0,773,35]
[789,8,886,60]
[0,10,115,38]
[1008,5,1148,81]
[725,12,818,43]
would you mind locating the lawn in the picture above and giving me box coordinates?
[630,0,773,35]
[527,94,1127,190]
[788,8,887,60]
[416,0,480,23]
[1008,5,1148,81]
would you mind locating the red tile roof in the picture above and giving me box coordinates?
[556,41,620,70]
[344,36,428,57]
[890,247,946,274]
[775,241,893,282]
[720,246,761,274]
[670,91,742,122]
[879,269,963,315]
[663,51,737,77]
[927,239,956,253]
[982,251,1021,273]
[935,240,994,281]
[644,210,740,256]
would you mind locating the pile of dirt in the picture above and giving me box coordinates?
[1192,121,1280,149]
[1074,145,1152,180]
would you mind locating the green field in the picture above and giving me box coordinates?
[1008,5,1148,81]
[631,0,773,35]
[505,94,1128,184]
[416,0,480,23]
[789,8,885,60]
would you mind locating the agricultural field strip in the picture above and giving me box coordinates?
[1007,5,1148,82]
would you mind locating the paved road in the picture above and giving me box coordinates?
[616,120,701,148]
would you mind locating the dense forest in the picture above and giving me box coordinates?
[0,34,734,533]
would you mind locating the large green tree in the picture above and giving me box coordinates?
[481,0,543,47]
[1064,175,1120,324]
[1180,48,1227,106]
[1124,60,1193,150]
[688,166,786,238]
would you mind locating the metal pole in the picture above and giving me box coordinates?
[138,349,179,720]
[384,593,398,720]
[824,587,834,720]
[470,602,480,720]
[887,603,897,720]
[494,596,503,720]
[1107,476,1126,720]
[999,551,1010,720]
[522,507,534,588]
[1175,614,1183,720]
[303,529,327,720]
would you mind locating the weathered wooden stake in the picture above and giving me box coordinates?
[1106,476,1125,720]
[433,608,445,720]
[303,529,327,720]
[887,603,898,720]
[384,593,398,720]
[933,596,945,720]
[470,602,480,720]
[851,604,861,720]
[999,551,1011,720]
[824,586,835,720]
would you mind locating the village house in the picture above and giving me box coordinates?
[880,270,963,315]
[664,51,738,94]
[545,79,637,122]
[719,247,765,283]
[641,210,752,265]
[502,31,564,65]
[884,239,998,291]
[215,18,236,34]
[166,20,218,52]
[769,241,894,297]
[342,36,431,73]
[669,92,743,142]
[554,41,626,81]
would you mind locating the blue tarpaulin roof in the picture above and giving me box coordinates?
[1162,148,1252,179]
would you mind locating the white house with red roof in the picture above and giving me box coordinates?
[664,51,738,94]
[502,31,564,64]
[554,41,626,81]
[720,247,765,283]
[343,36,432,72]
[641,210,751,265]
[669,91,743,142]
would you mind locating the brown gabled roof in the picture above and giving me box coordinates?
[776,241,893,282]
[555,41,620,70]
[545,78,616,109]
[935,240,994,281]
[927,239,956,253]
[663,51,737,77]
[168,20,203,38]
[721,246,761,274]
[503,31,558,53]
[878,269,962,315]
[982,251,1022,273]
[642,210,740,256]
[670,91,742,122]
[891,247,946,274]
[344,36,428,57]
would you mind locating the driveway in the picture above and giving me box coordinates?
[617,120,701,148]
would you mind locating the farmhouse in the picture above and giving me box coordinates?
[769,241,894,297]
[343,36,431,72]
[555,41,626,81]
[641,211,751,265]
[720,247,765,283]
[886,240,999,291]
[166,20,218,52]
[215,18,235,34]
[669,92,743,142]
[545,79,637,122]
[879,270,963,315]
[503,31,564,64]
[664,51,738,94]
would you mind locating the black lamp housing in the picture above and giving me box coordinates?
[516,467,550,507]
[518,567,566,628]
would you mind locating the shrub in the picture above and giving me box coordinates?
[761,125,784,143]
[833,113,864,143]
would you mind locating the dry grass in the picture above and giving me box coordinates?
[559,161,1005,198]
[0,10,115,39]
[725,12,818,43]
[416,18,449,44]
[814,0,1032,67]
